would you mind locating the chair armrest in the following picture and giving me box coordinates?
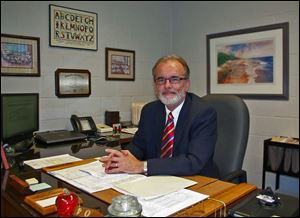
[220,169,247,183]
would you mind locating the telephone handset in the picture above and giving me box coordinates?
[70,115,109,144]
[70,114,98,136]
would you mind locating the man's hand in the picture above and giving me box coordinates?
[99,149,144,174]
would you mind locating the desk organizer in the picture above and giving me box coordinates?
[24,188,64,216]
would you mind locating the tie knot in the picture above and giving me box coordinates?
[168,112,174,120]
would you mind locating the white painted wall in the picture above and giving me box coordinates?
[1,1,171,129]
[1,1,299,193]
[172,1,299,193]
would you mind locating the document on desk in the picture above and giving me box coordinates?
[121,127,138,134]
[114,176,197,199]
[48,161,146,193]
[139,188,208,217]
[96,123,113,133]
[24,154,82,169]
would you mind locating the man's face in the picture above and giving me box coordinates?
[154,60,190,110]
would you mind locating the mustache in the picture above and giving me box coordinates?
[161,90,178,95]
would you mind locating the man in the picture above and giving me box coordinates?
[100,55,218,177]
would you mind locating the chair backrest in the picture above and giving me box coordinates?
[203,94,249,179]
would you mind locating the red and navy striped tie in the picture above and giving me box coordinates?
[160,112,175,158]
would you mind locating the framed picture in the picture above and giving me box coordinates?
[207,22,289,99]
[49,4,98,51]
[55,68,91,98]
[1,34,40,77]
[105,47,135,81]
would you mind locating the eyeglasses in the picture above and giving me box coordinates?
[154,76,188,85]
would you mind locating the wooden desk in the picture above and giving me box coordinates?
[2,168,256,217]
[1,137,256,217]
[90,175,256,217]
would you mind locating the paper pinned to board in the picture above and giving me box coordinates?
[114,176,197,199]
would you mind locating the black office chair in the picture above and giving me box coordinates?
[203,94,250,183]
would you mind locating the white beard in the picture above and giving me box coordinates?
[158,89,185,106]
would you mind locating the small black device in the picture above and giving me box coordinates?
[34,130,86,144]
[94,137,109,145]
[257,187,280,208]
[71,141,94,154]
[70,115,101,141]
[70,115,97,135]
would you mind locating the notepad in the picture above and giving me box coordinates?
[26,178,39,185]
[121,127,138,135]
[114,176,197,199]
[96,123,113,133]
[36,196,57,207]
[30,183,51,192]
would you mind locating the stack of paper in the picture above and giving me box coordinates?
[114,176,196,199]
[43,160,208,217]
[48,161,146,193]
[139,189,208,217]
[121,127,138,135]
[24,154,81,169]
[132,102,147,126]
[96,123,113,133]
[113,176,208,217]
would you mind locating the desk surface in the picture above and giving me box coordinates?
[2,136,257,217]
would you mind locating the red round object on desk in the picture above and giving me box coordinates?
[56,189,80,217]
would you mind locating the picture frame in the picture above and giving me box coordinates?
[49,4,98,51]
[207,22,289,99]
[105,47,135,81]
[55,68,91,98]
[1,34,40,77]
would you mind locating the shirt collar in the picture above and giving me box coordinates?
[165,100,185,127]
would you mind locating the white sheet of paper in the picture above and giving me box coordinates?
[36,196,58,208]
[29,182,51,192]
[49,161,146,193]
[139,189,208,217]
[114,176,197,199]
[121,127,138,134]
[24,154,81,169]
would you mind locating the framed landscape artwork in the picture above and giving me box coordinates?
[207,22,289,99]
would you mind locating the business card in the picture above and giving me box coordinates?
[29,182,51,192]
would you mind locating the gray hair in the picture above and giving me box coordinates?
[152,55,190,79]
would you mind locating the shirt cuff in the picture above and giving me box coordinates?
[143,161,148,175]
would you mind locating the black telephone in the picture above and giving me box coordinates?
[70,115,107,143]
[70,115,98,136]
